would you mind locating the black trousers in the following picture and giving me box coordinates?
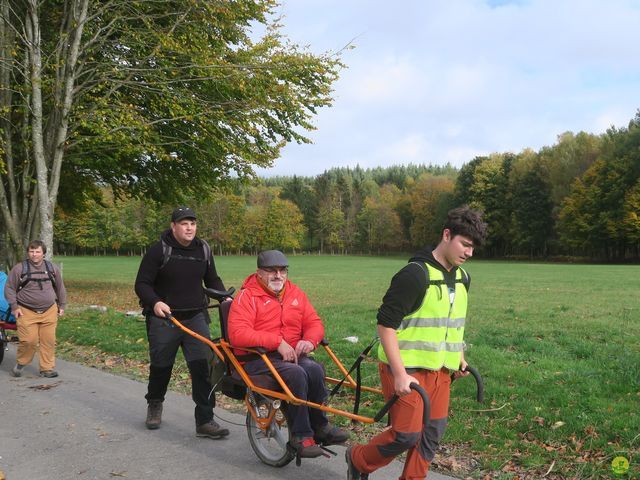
[145,311,215,425]
[244,355,328,437]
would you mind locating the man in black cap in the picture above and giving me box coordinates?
[228,250,349,457]
[135,206,230,438]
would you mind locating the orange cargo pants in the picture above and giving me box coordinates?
[350,363,452,480]
[16,304,59,371]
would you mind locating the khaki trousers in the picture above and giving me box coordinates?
[16,304,59,371]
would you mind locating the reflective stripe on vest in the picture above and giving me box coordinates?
[378,263,468,371]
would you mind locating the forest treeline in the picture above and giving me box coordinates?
[55,112,640,261]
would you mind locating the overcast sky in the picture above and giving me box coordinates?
[255,0,640,177]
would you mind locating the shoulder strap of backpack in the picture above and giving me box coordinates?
[159,239,211,270]
[408,261,432,285]
[20,259,29,277]
[44,260,57,290]
[201,239,211,267]
[18,260,30,290]
[159,239,172,270]
[18,259,57,291]
[458,267,470,292]
[410,261,469,291]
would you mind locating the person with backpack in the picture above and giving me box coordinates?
[346,206,488,480]
[134,206,231,439]
[4,239,67,378]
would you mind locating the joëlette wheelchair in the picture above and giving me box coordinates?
[167,287,484,467]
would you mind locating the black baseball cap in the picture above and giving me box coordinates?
[257,250,289,268]
[171,206,197,222]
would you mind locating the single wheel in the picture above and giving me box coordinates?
[246,396,295,467]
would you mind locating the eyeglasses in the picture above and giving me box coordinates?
[260,267,288,274]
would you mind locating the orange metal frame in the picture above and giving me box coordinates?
[168,315,384,424]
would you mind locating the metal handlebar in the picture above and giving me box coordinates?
[204,287,235,302]
[373,383,430,426]
[451,365,484,403]
[373,365,484,425]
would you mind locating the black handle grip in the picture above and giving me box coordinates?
[451,365,484,403]
[204,287,235,301]
[373,383,430,427]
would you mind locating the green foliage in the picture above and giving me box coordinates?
[408,174,456,247]
[52,109,640,260]
[357,184,404,252]
[0,0,342,266]
[559,114,640,259]
[509,163,554,255]
[64,0,342,203]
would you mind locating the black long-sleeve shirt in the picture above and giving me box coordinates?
[134,230,225,319]
[376,247,471,329]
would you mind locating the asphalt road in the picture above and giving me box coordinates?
[0,344,456,480]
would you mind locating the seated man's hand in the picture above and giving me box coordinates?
[277,339,298,363]
[294,340,314,357]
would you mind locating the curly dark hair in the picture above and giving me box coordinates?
[443,206,488,246]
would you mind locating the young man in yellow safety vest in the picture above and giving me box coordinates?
[347,205,487,480]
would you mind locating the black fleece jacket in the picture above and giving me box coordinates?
[376,247,471,329]
[134,230,226,319]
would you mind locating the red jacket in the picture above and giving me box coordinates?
[228,274,324,354]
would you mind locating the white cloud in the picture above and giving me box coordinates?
[383,133,429,162]
[342,55,425,105]
[260,0,640,177]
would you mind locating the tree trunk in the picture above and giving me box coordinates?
[24,0,88,259]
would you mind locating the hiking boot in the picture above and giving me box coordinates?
[12,364,24,377]
[145,400,163,430]
[40,370,58,378]
[314,422,350,445]
[290,436,324,458]
[346,446,367,480]
[196,419,229,439]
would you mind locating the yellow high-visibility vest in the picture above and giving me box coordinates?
[378,262,468,371]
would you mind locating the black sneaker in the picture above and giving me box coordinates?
[314,422,350,445]
[145,400,163,430]
[196,420,229,439]
[346,446,367,480]
[39,370,58,378]
[12,364,24,377]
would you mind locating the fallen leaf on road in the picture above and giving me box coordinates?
[28,381,62,390]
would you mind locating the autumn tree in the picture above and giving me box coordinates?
[357,184,403,252]
[0,0,341,265]
[509,164,554,256]
[559,114,640,259]
[409,174,455,248]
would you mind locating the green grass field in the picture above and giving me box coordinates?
[53,255,640,479]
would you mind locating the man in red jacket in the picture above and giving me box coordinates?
[228,250,349,458]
